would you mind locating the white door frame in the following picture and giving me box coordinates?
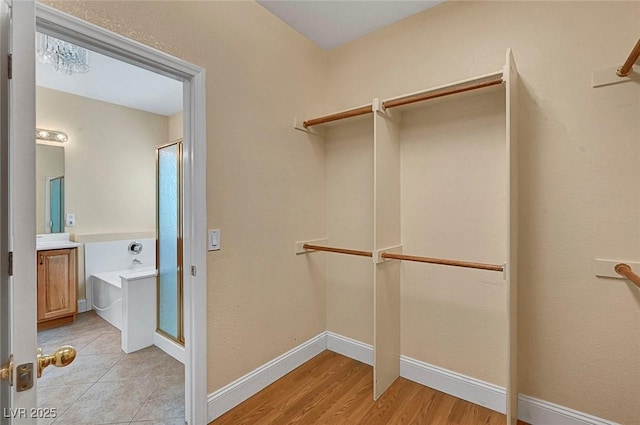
[28,4,207,424]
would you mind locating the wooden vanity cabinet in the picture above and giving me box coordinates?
[37,248,77,330]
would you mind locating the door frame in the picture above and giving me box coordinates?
[34,4,208,424]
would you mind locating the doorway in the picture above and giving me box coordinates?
[5,3,207,424]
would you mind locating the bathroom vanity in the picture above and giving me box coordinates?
[36,234,81,330]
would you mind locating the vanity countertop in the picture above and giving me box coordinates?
[36,233,82,251]
[36,241,83,251]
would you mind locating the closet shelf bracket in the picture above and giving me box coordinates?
[374,245,402,264]
[592,38,640,87]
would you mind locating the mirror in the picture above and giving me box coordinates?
[36,143,65,233]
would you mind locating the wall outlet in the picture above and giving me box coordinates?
[66,213,76,227]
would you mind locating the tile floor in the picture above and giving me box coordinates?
[37,311,184,425]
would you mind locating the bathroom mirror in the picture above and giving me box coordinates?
[36,143,65,233]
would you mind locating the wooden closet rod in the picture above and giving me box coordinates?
[617,38,640,77]
[303,105,373,128]
[382,75,504,110]
[302,243,373,258]
[614,263,640,288]
[381,252,503,272]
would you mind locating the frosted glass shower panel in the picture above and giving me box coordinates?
[50,176,64,233]
[157,142,182,342]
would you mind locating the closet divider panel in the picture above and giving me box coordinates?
[399,85,509,389]
[325,119,375,345]
[505,49,519,425]
[373,106,402,399]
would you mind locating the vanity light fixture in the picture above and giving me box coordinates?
[36,128,68,143]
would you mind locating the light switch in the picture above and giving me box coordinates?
[208,229,220,251]
[66,213,76,227]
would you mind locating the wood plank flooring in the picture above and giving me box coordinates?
[209,350,529,425]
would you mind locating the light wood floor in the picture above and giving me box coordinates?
[210,350,529,425]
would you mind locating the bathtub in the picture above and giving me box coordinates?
[92,267,157,353]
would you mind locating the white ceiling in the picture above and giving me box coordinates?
[258,0,444,50]
[36,40,183,117]
[37,1,443,116]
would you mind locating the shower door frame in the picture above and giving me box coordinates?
[34,4,208,424]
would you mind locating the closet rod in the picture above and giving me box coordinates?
[302,243,373,258]
[381,252,503,272]
[614,263,640,288]
[382,75,504,110]
[617,38,640,77]
[303,105,373,128]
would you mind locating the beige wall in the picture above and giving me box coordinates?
[36,86,168,297]
[43,0,329,391]
[168,111,183,142]
[43,1,640,424]
[326,1,640,423]
[325,119,374,344]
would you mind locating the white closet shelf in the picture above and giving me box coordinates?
[294,103,373,131]
[294,70,504,132]
[381,71,504,111]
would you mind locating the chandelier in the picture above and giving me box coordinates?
[36,33,90,75]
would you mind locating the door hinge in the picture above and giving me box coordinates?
[8,251,12,276]
[7,54,11,80]
[190,265,196,277]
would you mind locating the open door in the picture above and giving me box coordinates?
[2,3,207,423]
[2,2,75,422]
[2,0,39,421]
[0,0,13,421]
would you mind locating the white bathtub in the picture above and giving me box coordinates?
[92,268,157,353]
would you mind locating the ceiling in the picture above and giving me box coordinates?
[258,0,444,50]
[37,1,443,116]
[36,38,183,117]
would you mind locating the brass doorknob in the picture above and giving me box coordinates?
[37,346,76,378]
[0,355,13,386]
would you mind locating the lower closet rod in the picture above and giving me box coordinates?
[303,244,373,258]
[381,252,503,272]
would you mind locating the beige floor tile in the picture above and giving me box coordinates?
[39,352,123,387]
[99,346,183,382]
[79,332,123,355]
[51,378,156,424]
[37,382,92,412]
[37,312,184,425]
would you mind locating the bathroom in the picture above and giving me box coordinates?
[34,35,186,425]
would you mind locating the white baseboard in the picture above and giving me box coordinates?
[154,332,185,364]
[206,332,619,425]
[326,332,373,366]
[207,332,326,422]
[77,298,87,313]
[518,395,620,425]
[400,355,506,414]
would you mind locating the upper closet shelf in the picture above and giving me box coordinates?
[295,70,505,131]
[381,70,503,111]
[294,103,374,131]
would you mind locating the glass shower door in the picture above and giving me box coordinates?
[157,141,183,343]
[49,175,64,233]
